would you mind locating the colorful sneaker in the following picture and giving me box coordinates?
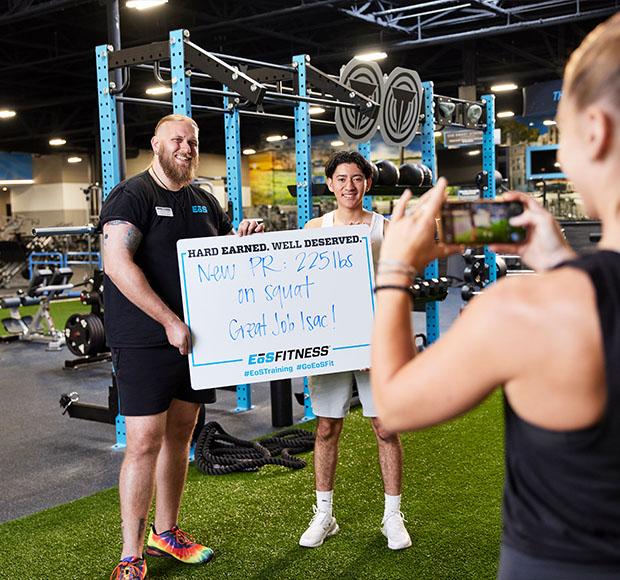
[381,511,412,550]
[299,505,339,548]
[146,525,214,564]
[110,556,147,579]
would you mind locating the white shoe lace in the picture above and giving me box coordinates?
[307,504,331,528]
[382,510,407,527]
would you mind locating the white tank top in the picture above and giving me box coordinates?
[321,210,385,273]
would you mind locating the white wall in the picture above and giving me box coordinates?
[9,155,91,228]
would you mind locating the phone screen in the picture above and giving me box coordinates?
[440,200,526,244]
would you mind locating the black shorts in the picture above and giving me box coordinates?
[111,345,216,416]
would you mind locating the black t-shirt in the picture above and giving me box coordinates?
[100,170,232,347]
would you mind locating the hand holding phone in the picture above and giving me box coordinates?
[440,200,527,244]
[491,192,576,271]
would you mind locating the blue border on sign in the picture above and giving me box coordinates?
[181,230,375,367]
[364,235,375,313]
[333,344,370,351]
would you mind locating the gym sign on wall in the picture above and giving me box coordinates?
[335,58,423,147]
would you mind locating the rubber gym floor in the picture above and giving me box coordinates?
[0,290,505,579]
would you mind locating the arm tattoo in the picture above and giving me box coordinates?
[124,226,142,254]
[105,220,143,254]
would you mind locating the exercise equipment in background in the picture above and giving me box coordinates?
[1,266,74,350]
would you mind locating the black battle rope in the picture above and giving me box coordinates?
[194,421,315,475]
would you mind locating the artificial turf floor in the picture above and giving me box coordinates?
[0,391,504,579]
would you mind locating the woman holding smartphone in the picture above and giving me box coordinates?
[371,13,620,580]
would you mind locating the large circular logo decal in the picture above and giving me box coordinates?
[335,59,383,143]
[379,67,423,147]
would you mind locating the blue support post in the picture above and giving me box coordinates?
[169,30,191,115]
[481,94,497,284]
[421,81,440,344]
[96,44,121,200]
[358,141,373,211]
[293,54,315,422]
[96,43,125,448]
[223,87,253,413]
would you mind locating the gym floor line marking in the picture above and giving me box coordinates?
[332,344,370,350]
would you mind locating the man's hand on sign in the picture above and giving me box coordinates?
[236,219,265,236]
[165,317,191,356]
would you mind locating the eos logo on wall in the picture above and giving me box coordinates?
[335,58,423,147]
[334,60,384,143]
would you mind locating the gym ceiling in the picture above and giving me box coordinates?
[0,0,618,157]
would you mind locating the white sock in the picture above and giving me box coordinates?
[384,493,401,516]
[316,490,333,515]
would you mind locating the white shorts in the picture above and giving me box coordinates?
[308,370,376,418]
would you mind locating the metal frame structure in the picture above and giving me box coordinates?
[97,28,496,428]
[340,1,619,48]
[4,1,617,156]
[481,93,498,285]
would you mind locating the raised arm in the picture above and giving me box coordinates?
[103,220,190,355]
[371,180,521,431]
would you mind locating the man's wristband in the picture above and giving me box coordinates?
[373,284,415,302]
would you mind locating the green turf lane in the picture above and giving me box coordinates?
[0,299,89,337]
[0,392,504,579]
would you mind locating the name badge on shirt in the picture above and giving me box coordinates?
[155,206,173,217]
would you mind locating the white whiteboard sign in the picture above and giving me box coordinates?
[177,226,375,389]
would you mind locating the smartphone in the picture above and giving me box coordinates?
[440,200,526,244]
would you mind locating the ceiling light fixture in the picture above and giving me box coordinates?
[491,83,518,93]
[0,179,35,185]
[330,140,345,147]
[543,119,557,126]
[126,0,168,10]
[67,156,83,164]
[49,138,67,146]
[309,106,326,115]
[353,51,387,62]
[146,85,172,95]
[266,134,288,143]
[0,109,16,119]
[242,148,256,155]
[467,150,481,156]
[497,111,515,118]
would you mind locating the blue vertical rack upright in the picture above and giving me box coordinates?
[358,141,373,212]
[96,42,124,448]
[293,54,316,422]
[481,94,497,284]
[222,85,253,413]
[421,81,440,344]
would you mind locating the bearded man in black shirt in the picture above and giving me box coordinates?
[102,114,262,579]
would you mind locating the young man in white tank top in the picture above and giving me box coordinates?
[299,151,411,550]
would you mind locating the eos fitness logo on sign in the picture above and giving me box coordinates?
[335,58,423,147]
[248,345,330,365]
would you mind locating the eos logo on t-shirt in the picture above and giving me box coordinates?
[192,205,209,214]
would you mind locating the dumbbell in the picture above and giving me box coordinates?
[461,284,482,302]
[375,160,400,186]
[463,261,488,284]
[428,277,449,299]
[417,279,431,298]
